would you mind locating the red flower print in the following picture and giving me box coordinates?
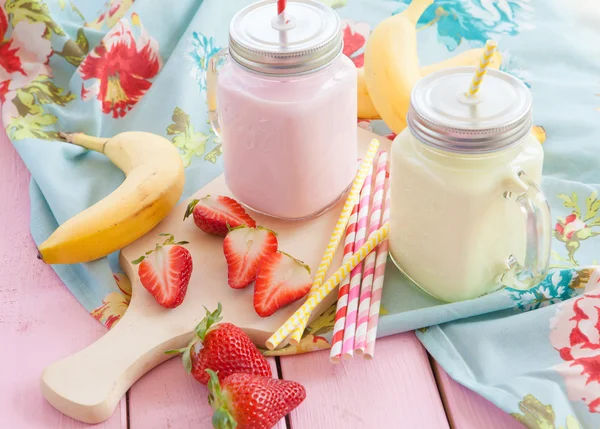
[91,274,132,329]
[549,269,600,413]
[0,80,10,104]
[341,20,370,68]
[0,7,25,77]
[0,6,52,122]
[78,14,161,118]
[556,213,589,241]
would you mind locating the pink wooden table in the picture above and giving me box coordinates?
[0,128,525,428]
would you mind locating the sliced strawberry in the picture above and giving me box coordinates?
[184,194,256,236]
[133,234,193,308]
[223,226,278,289]
[254,251,312,317]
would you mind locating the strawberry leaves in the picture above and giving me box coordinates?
[194,303,223,341]
[184,198,201,221]
[165,304,223,373]
[132,233,189,264]
[206,369,237,429]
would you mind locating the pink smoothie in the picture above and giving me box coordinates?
[217,54,357,220]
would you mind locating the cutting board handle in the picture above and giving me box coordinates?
[40,306,190,424]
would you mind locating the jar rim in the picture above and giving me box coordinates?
[228,0,343,76]
[407,67,533,154]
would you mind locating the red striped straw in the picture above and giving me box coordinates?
[354,151,388,354]
[329,203,358,363]
[341,161,374,359]
[277,0,287,24]
[363,171,391,360]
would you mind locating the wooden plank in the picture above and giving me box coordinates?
[0,128,126,428]
[280,333,450,428]
[129,357,286,429]
[433,362,525,429]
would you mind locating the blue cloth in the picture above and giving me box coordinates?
[3,0,600,427]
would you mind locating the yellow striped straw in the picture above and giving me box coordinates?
[266,223,390,351]
[466,40,498,98]
[287,138,380,345]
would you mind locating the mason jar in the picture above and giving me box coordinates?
[207,0,357,220]
[388,67,552,302]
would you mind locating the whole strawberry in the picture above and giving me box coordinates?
[133,233,193,309]
[207,369,306,429]
[166,304,271,385]
[184,194,256,236]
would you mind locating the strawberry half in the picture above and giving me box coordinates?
[165,303,271,385]
[207,369,306,429]
[223,226,278,289]
[254,251,312,317]
[133,233,193,309]
[184,194,256,236]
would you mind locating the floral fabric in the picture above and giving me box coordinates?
[2,0,600,427]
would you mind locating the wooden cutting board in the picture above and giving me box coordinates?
[40,128,391,424]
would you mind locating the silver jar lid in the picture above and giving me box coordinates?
[228,0,343,75]
[407,67,533,154]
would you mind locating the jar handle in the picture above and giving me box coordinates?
[500,169,552,290]
[206,48,229,138]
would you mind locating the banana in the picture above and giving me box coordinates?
[357,49,502,120]
[357,68,380,120]
[38,131,185,264]
[420,49,502,77]
[532,126,547,144]
[363,0,504,133]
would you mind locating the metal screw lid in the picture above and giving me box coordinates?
[407,67,533,154]
[228,0,343,75]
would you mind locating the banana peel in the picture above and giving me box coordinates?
[358,49,503,120]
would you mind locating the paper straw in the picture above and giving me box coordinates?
[329,203,358,363]
[266,223,390,350]
[288,139,380,345]
[277,0,287,24]
[340,160,374,359]
[363,176,392,360]
[466,40,497,98]
[354,151,388,354]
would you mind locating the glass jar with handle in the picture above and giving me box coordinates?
[206,0,357,220]
[389,67,552,302]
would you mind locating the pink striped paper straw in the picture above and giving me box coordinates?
[354,151,388,354]
[329,203,358,363]
[341,161,374,359]
[364,170,391,360]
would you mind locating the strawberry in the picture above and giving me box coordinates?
[254,251,312,317]
[184,194,256,236]
[223,226,278,289]
[207,369,306,429]
[133,233,192,308]
[165,304,272,385]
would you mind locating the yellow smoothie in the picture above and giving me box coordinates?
[388,67,551,302]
